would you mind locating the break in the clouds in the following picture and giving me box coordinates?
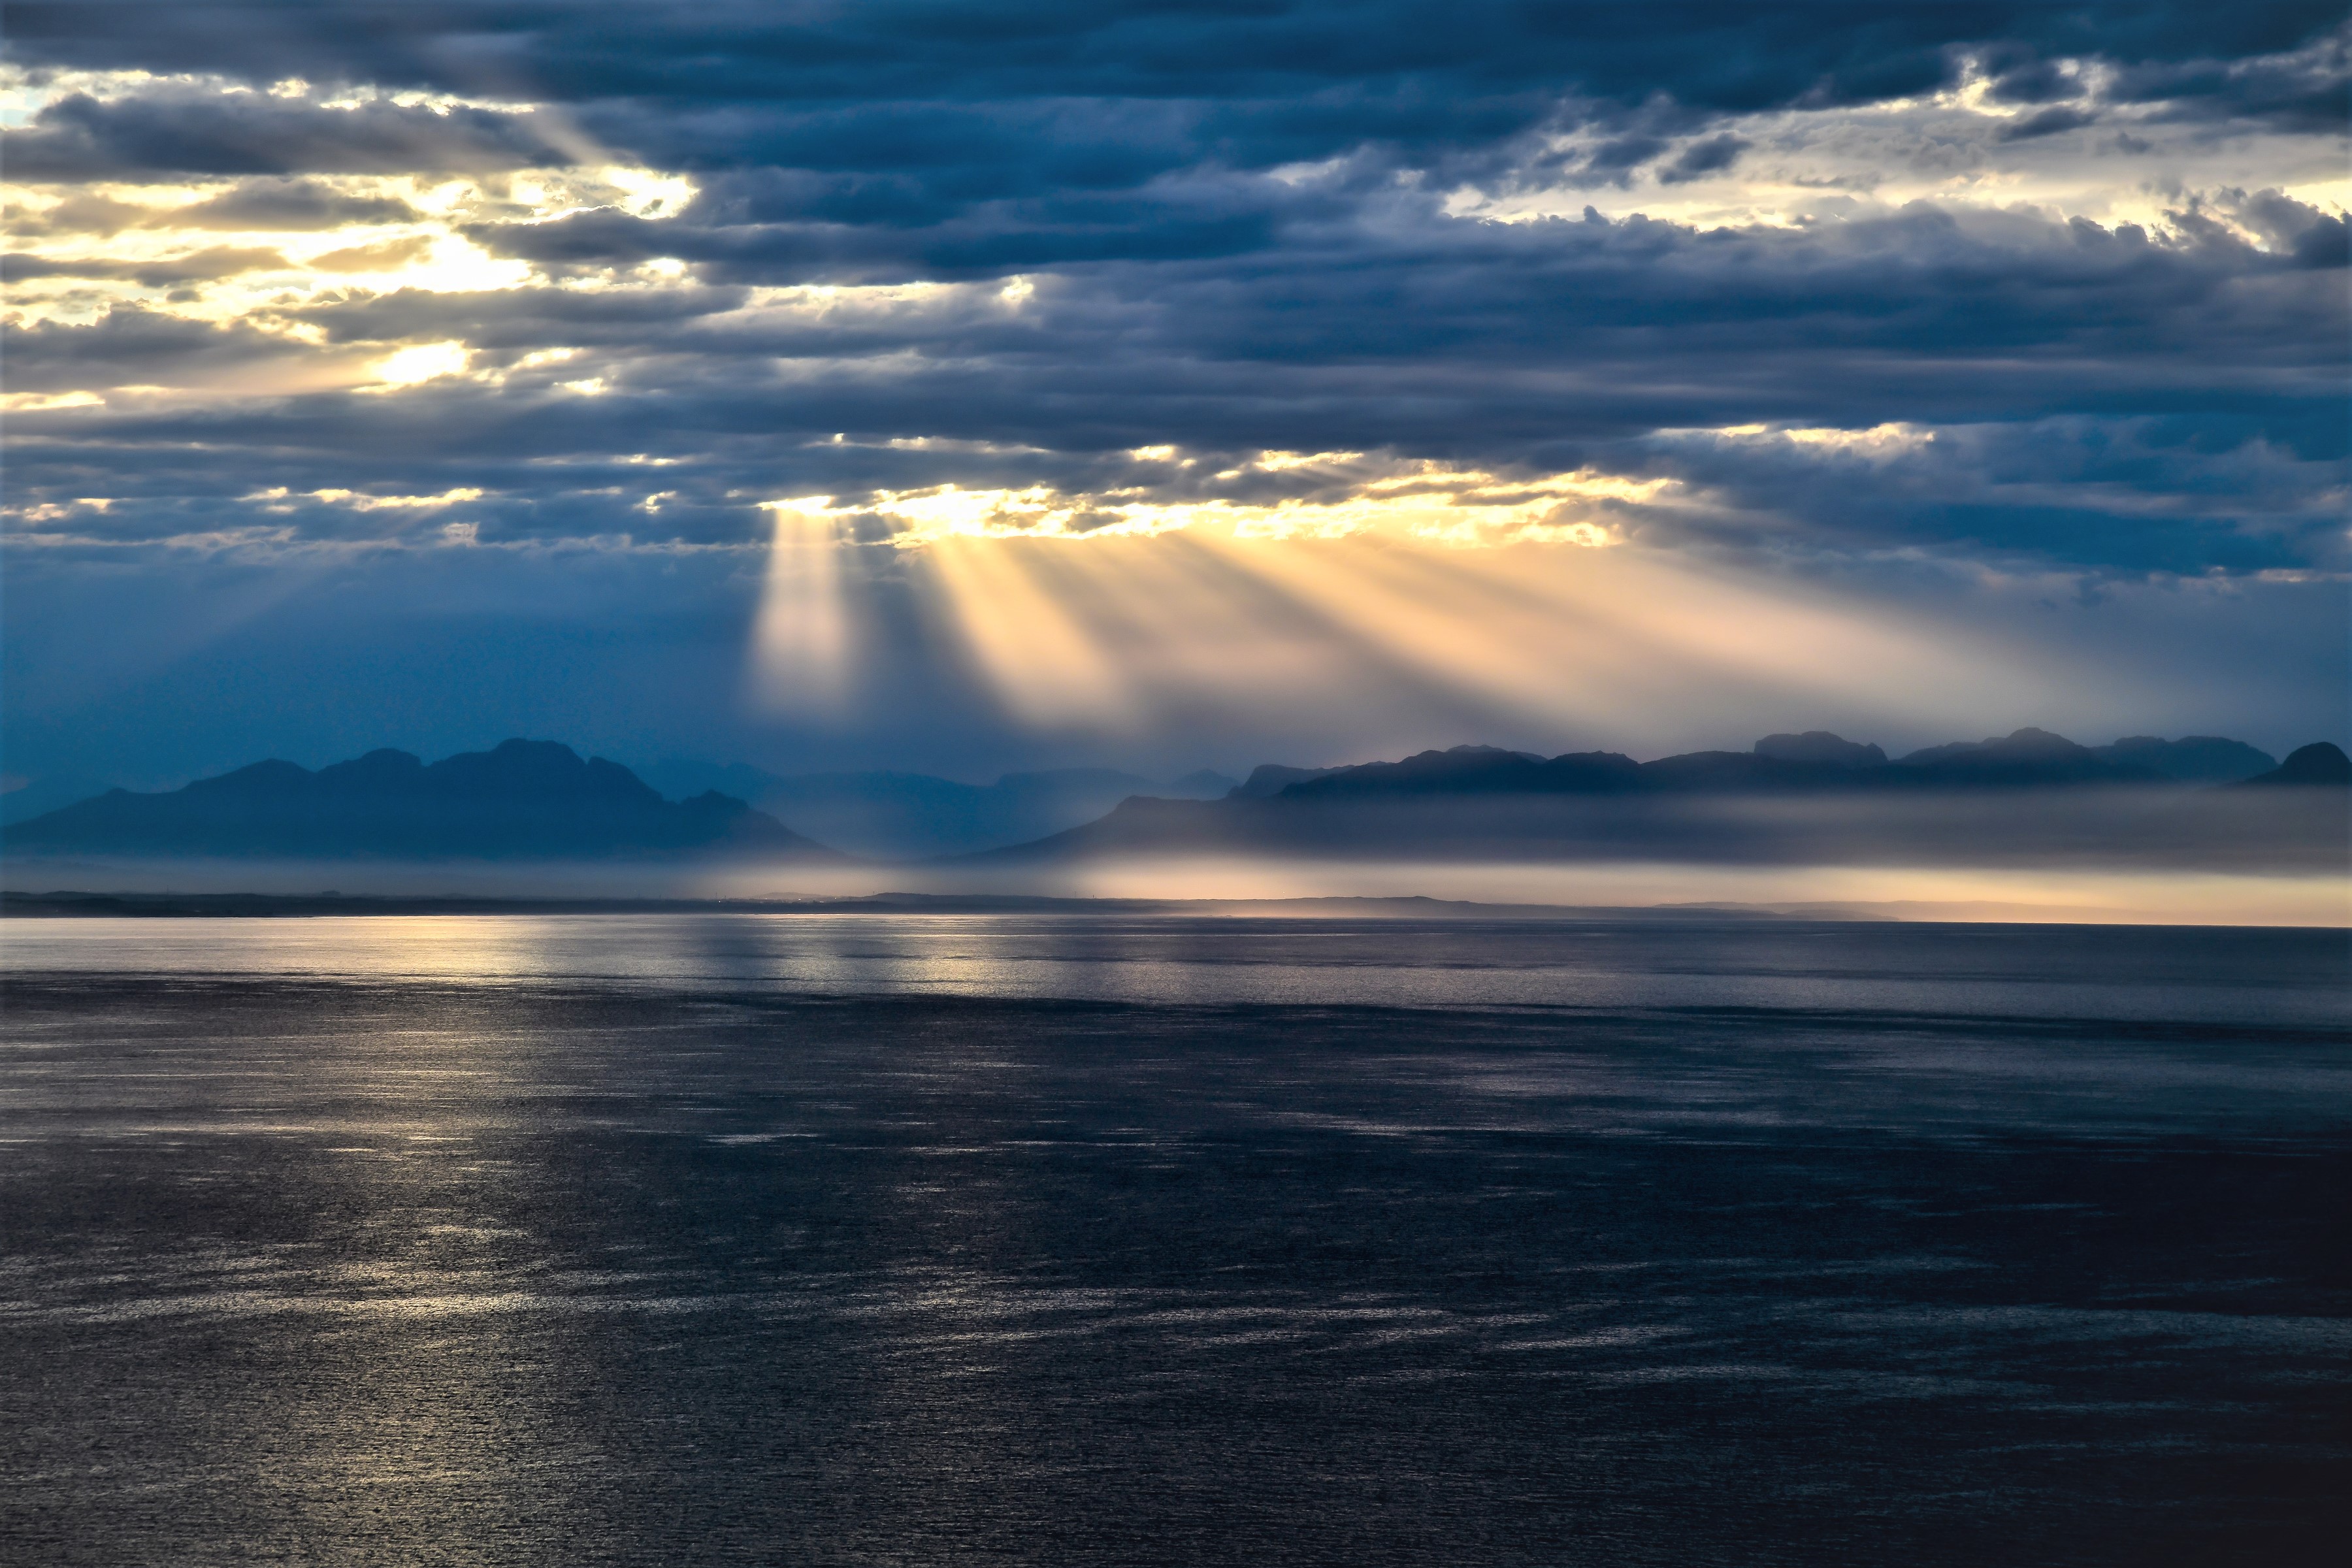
[2,3,2345,783]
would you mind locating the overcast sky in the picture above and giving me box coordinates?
[3,1,2345,789]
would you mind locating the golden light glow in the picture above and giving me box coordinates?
[244,485,485,512]
[749,502,852,715]
[3,58,698,411]
[1711,423,1936,458]
[780,458,1661,549]
[370,342,472,387]
[879,856,2352,928]
[748,457,2042,740]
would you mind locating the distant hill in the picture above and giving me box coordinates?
[1890,728,2163,787]
[0,772,116,826]
[1281,745,1642,798]
[970,728,2342,871]
[1237,728,2284,800]
[8,727,2323,872]
[3,740,847,862]
[2238,742,2351,787]
[1201,730,2212,805]
[1228,763,1343,798]
[636,759,1237,858]
[1755,732,1887,767]
[2093,735,2277,783]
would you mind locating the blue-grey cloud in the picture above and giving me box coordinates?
[3,89,576,178]
[10,3,2338,115]
[169,179,429,231]
[10,186,2340,572]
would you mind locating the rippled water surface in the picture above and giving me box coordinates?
[3,915,2347,1565]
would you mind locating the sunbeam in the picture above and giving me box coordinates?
[749,502,851,715]
[768,511,2047,748]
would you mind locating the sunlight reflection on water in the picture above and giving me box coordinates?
[4,913,2344,1023]
[1,917,2346,1565]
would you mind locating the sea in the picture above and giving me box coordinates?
[2,913,2345,1565]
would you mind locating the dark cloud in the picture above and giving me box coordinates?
[11,191,154,238]
[171,179,429,231]
[2229,188,2352,266]
[2106,24,2351,132]
[7,3,2340,124]
[2,90,574,179]
[1,5,2338,235]
[1657,133,1748,183]
[286,282,753,346]
[1,305,331,393]
[1622,415,2347,575]
[2,246,291,286]
[1997,105,2099,142]
[458,182,1290,280]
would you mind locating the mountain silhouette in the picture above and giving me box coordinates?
[1279,746,1642,799]
[1,771,115,827]
[1211,730,2219,804]
[1755,732,1889,767]
[2237,742,2351,787]
[7,728,2317,870]
[1890,728,2161,787]
[968,728,2336,870]
[2093,735,2277,783]
[1228,763,1343,798]
[634,760,1237,859]
[3,740,847,861]
[1258,729,2296,797]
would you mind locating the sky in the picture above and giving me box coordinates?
[3,1,2346,791]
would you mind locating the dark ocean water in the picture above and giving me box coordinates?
[2,915,2347,1565]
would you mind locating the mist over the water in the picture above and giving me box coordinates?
[9,783,2341,923]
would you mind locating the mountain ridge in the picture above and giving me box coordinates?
[3,740,847,862]
[4,728,2332,867]
[1238,728,2296,802]
[961,728,2341,872]
[635,759,1239,859]
[2237,742,2352,787]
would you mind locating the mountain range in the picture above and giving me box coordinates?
[1,728,2340,866]
[1236,728,2299,802]
[1,740,841,862]
[981,731,2349,872]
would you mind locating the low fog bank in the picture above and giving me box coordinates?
[5,792,2343,926]
[987,787,2347,876]
[0,855,877,902]
[1,861,2337,925]
[919,860,2344,927]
